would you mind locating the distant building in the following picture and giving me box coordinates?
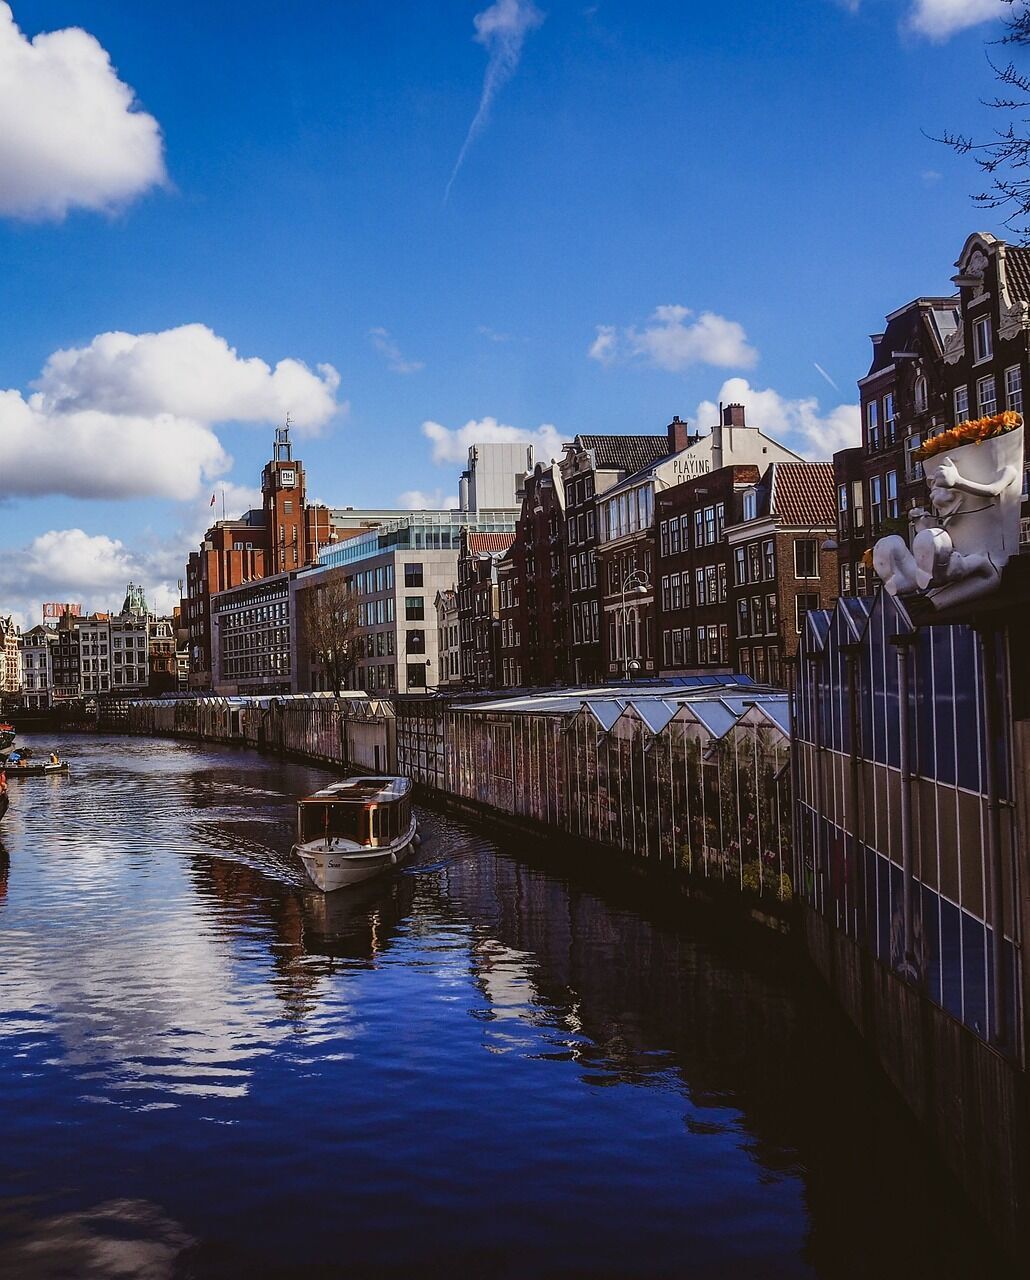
[148,617,178,695]
[654,463,760,676]
[20,625,57,710]
[457,530,515,688]
[212,572,294,696]
[724,461,837,683]
[597,406,804,679]
[0,616,21,700]
[434,588,461,687]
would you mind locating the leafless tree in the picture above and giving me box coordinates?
[300,575,361,698]
[938,2,1030,239]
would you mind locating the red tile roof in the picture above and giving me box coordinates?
[769,462,836,527]
[465,532,516,555]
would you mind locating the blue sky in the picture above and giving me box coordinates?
[0,0,1018,623]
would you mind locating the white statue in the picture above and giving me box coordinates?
[872,416,1023,610]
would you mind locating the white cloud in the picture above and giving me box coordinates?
[694,377,861,459]
[0,528,147,629]
[906,0,1002,40]
[590,305,758,372]
[422,415,567,465]
[446,0,544,200]
[397,488,460,510]
[0,2,166,219]
[588,325,617,366]
[0,325,343,501]
[369,327,424,375]
[36,324,341,433]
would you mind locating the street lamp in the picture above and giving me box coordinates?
[619,569,651,681]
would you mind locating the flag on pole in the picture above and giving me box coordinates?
[210,493,216,507]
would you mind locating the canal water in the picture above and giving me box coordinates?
[0,734,999,1278]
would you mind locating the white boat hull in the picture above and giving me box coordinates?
[294,818,417,892]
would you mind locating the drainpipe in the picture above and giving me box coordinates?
[979,624,1008,1050]
[895,635,918,981]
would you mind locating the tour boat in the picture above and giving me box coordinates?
[293,775,417,892]
[0,724,15,751]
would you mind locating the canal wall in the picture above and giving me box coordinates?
[794,589,1029,1257]
[115,694,396,773]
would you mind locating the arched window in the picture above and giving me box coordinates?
[914,374,928,414]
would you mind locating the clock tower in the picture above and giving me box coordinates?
[262,422,308,574]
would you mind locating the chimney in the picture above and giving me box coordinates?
[667,415,691,453]
[722,403,746,428]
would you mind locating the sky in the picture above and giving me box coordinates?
[0,0,1020,627]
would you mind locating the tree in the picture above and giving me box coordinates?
[939,2,1030,239]
[300,575,361,697]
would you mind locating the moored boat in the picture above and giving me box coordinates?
[1,758,69,777]
[0,724,15,751]
[293,776,416,892]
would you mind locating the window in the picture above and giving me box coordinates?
[695,568,706,606]
[795,592,820,632]
[768,647,781,687]
[766,594,778,633]
[718,563,727,602]
[406,630,426,653]
[914,374,928,413]
[404,563,424,588]
[754,646,767,683]
[973,315,992,364]
[660,521,669,557]
[763,538,775,580]
[715,503,725,540]
[697,627,708,664]
[886,470,899,520]
[905,433,923,482]
[852,480,865,533]
[750,596,764,636]
[705,565,717,604]
[672,629,685,666]
[737,598,749,637]
[866,399,880,450]
[748,543,762,582]
[883,391,897,443]
[283,500,293,514]
[869,475,883,533]
[954,385,969,424]
[661,575,671,610]
[840,562,853,595]
[671,573,683,609]
[669,518,681,555]
[663,630,672,666]
[1005,365,1023,413]
[704,505,716,544]
[734,546,747,585]
[743,490,757,521]
[405,596,425,621]
[406,663,427,689]
[977,374,997,418]
[693,510,704,549]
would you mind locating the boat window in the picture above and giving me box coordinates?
[300,803,366,844]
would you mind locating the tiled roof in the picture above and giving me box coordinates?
[769,462,836,526]
[573,434,670,472]
[1006,246,1030,302]
[465,532,515,555]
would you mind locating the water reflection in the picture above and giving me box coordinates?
[0,734,1000,1278]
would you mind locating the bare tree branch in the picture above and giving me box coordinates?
[300,575,361,698]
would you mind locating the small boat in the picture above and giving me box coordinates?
[0,724,14,751]
[1,759,69,777]
[293,776,417,892]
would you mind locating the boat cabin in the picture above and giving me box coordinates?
[297,776,412,849]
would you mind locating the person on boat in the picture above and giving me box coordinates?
[49,752,60,765]
[6,751,20,766]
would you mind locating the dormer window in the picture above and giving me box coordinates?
[743,489,757,521]
[973,316,992,364]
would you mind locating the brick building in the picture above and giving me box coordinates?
[724,461,837,684]
[597,407,803,679]
[837,294,959,597]
[434,588,461,687]
[655,464,759,675]
[457,531,515,688]
[509,462,568,686]
[497,546,522,688]
[559,432,671,684]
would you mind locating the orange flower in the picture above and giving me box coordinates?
[914,410,1022,462]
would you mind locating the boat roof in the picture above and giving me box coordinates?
[299,775,410,805]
